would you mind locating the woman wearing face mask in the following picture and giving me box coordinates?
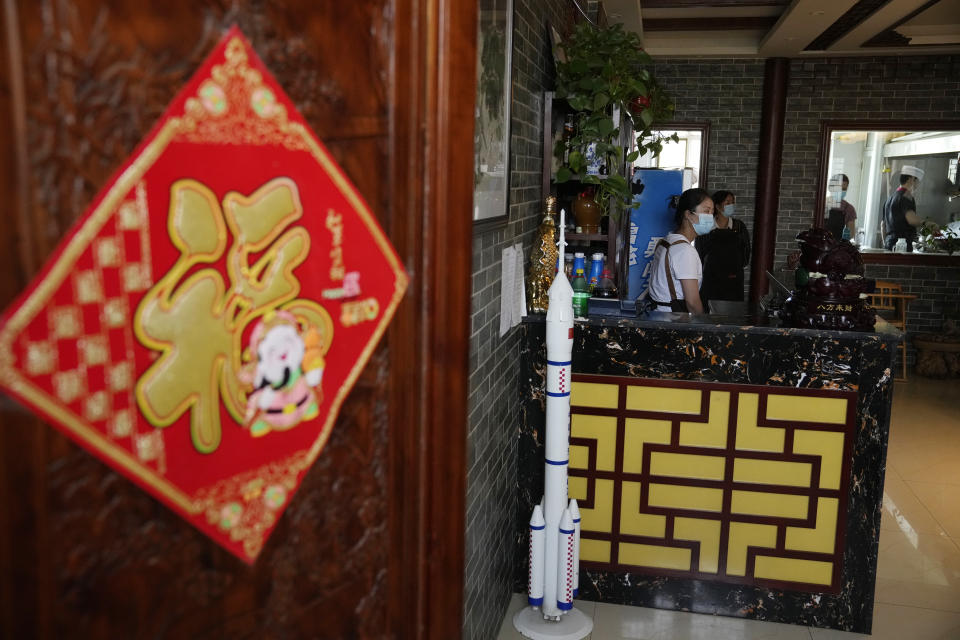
[694,190,751,306]
[646,188,713,314]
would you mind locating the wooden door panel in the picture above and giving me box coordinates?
[0,0,473,637]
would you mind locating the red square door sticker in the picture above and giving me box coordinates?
[0,28,407,563]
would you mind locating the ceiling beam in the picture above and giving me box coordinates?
[640,0,789,7]
[829,0,938,51]
[643,16,779,30]
[641,6,784,18]
[759,0,858,56]
[641,29,769,55]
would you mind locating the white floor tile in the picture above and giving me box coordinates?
[808,603,960,640]
[876,530,960,582]
[496,593,531,640]
[880,470,949,536]
[906,480,960,538]
[589,602,812,640]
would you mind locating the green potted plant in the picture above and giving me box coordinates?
[918,220,960,254]
[554,22,675,218]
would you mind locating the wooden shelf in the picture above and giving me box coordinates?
[565,233,607,242]
[543,90,631,296]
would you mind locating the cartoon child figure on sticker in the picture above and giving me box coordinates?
[240,310,326,437]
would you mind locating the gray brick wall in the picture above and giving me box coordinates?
[777,55,960,364]
[649,58,766,300]
[464,1,573,638]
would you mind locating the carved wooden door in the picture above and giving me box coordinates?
[0,1,473,638]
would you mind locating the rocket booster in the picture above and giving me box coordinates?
[527,506,545,607]
[525,208,581,619]
[570,498,581,598]
[557,508,576,611]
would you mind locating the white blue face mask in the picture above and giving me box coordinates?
[692,212,715,235]
[839,190,847,201]
[723,203,735,217]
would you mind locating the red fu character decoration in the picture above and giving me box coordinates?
[0,28,407,563]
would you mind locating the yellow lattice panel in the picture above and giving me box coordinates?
[794,430,845,490]
[766,394,848,425]
[674,517,721,573]
[569,476,588,503]
[570,445,589,470]
[580,538,611,563]
[733,458,812,487]
[577,478,615,534]
[679,391,729,449]
[626,385,703,414]
[649,483,723,513]
[619,543,691,571]
[622,418,671,474]
[727,522,777,576]
[730,491,810,519]
[735,393,785,452]
[570,414,617,472]
[569,375,853,591]
[754,556,833,586]
[650,451,726,481]
[620,482,666,537]
[786,497,839,554]
[570,381,619,408]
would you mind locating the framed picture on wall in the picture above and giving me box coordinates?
[473,0,514,226]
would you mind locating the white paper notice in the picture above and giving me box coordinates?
[513,243,527,321]
[499,246,515,337]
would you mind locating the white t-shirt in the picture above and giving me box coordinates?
[647,233,702,311]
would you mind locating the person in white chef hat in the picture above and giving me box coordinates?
[883,165,924,252]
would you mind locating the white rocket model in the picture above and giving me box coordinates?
[514,210,593,639]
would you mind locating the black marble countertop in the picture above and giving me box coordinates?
[521,308,901,343]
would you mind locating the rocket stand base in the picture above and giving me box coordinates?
[513,606,593,640]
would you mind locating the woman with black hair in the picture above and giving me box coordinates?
[646,188,714,314]
[695,190,751,305]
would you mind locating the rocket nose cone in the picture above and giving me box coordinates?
[568,499,580,518]
[531,505,545,527]
[559,508,574,530]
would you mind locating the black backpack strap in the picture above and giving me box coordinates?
[657,238,688,304]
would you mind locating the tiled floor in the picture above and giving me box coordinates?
[497,376,960,640]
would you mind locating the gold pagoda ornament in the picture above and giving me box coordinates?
[526,196,560,313]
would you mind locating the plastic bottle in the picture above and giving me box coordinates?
[573,252,586,278]
[588,253,604,291]
[595,268,618,298]
[572,268,590,318]
[571,253,589,318]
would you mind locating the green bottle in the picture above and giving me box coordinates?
[572,266,590,319]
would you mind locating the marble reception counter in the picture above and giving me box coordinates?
[513,312,900,633]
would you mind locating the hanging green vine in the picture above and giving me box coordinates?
[554,22,676,218]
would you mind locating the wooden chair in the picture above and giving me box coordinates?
[868,280,915,381]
